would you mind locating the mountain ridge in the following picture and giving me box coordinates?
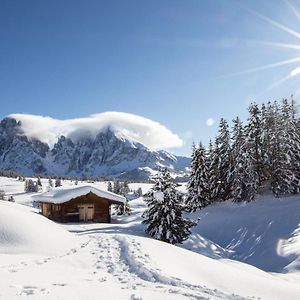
[0,117,190,180]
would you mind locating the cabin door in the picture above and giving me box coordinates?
[78,204,94,222]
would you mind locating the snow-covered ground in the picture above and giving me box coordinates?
[0,177,300,299]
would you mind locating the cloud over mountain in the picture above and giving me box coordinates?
[9,112,183,150]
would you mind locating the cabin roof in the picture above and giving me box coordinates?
[32,185,125,204]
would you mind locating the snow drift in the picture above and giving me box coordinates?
[0,201,77,255]
[188,194,300,273]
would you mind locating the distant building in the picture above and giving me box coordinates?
[33,185,125,223]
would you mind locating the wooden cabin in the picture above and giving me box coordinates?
[33,185,125,223]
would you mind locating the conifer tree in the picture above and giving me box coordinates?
[123,200,131,215]
[246,102,263,185]
[186,143,209,211]
[214,118,231,200]
[206,140,218,203]
[271,99,300,195]
[37,177,42,187]
[48,178,53,188]
[143,169,195,244]
[55,178,62,187]
[107,181,113,192]
[136,187,143,197]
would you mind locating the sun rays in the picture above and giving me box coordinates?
[230,1,300,97]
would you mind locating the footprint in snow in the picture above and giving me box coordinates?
[52,283,67,287]
[8,269,18,273]
[18,286,48,296]
[130,294,142,300]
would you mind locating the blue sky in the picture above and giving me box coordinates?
[1,0,300,155]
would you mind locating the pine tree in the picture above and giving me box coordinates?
[122,181,130,196]
[48,178,53,188]
[107,181,113,192]
[114,203,124,215]
[230,117,247,201]
[246,102,263,185]
[231,137,259,201]
[55,178,62,187]
[270,99,300,195]
[24,179,38,192]
[143,169,195,244]
[206,140,218,203]
[214,118,231,200]
[123,200,131,215]
[37,177,42,187]
[136,187,143,197]
[113,180,121,194]
[186,143,210,211]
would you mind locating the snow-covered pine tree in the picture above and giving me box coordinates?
[136,187,143,197]
[55,178,62,187]
[113,180,121,195]
[37,177,42,187]
[285,99,300,193]
[185,142,209,211]
[114,203,124,215]
[230,117,246,201]
[271,99,300,196]
[107,181,113,192]
[231,124,259,202]
[48,178,53,188]
[206,139,219,203]
[123,200,131,215]
[143,168,195,244]
[122,181,130,196]
[214,118,231,200]
[246,102,263,185]
[260,102,272,181]
[185,143,197,210]
[24,179,38,192]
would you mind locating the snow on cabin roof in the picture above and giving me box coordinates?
[32,185,125,204]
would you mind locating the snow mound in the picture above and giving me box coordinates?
[0,201,77,255]
[189,195,300,272]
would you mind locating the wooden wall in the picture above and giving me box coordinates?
[40,192,113,223]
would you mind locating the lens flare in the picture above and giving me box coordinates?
[290,66,300,77]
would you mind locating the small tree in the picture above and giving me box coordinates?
[136,187,143,197]
[143,169,195,244]
[55,178,62,187]
[48,178,54,188]
[114,200,131,216]
[37,177,42,187]
[122,181,130,196]
[113,180,121,194]
[24,179,38,193]
[107,181,113,192]
[123,200,131,215]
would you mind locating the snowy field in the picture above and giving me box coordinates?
[0,177,300,299]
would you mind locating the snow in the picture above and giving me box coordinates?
[0,176,300,299]
[187,194,300,273]
[32,185,125,204]
[0,201,77,255]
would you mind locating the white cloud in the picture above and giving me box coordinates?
[9,112,183,150]
[206,118,215,127]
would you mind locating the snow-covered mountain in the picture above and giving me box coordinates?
[0,117,190,180]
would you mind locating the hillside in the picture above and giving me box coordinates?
[0,177,300,299]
